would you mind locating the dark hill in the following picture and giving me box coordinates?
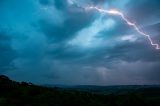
[0,75,160,106]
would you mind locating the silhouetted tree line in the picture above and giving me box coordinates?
[0,75,160,106]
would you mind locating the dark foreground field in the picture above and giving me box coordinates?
[0,75,160,106]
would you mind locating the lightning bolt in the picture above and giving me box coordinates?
[85,6,160,50]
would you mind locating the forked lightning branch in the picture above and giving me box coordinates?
[85,6,160,50]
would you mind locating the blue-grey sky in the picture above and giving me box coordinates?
[0,0,160,85]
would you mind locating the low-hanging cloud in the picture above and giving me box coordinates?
[0,0,160,85]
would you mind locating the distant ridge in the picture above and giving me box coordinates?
[0,75,160,106]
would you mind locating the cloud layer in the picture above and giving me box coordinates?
[0,0,160,85]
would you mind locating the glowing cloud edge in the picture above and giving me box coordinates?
[85,6,160,50]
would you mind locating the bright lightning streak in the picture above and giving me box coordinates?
[86,6,160,50]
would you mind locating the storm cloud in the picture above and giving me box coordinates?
[0,0,160,85]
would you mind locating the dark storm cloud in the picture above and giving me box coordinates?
[104,41,160,62]
[0,0,160,85]
[127,0,160,24]
[141,63,160,83]
[38,2,95,43]
[39,0,50,6]
[53,0,67,9]
[39,14,93,43]
[0,31,16,73]
[35,0,160,84]
[89,0,160,63]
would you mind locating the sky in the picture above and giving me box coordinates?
[0,0,160,85]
